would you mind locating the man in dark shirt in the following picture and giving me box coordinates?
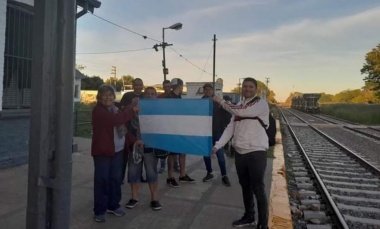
[120,78,144,109]
[120,78,145,183]
[201,83,231,186]
[165,78,195,187]
[157,80,171,98]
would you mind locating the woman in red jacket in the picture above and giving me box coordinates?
[91,84,138,223]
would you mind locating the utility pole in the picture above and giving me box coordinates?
[238,77,245,101]
[212,34,217,90]
[111,66,117,88]
[75,64,86,71]
[265,77,270,100]
[265,77,270,89]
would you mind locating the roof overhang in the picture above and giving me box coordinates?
[77,0,101,19]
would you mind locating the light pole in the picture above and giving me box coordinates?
[153,22,182,81]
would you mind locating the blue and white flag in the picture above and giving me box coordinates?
[139,99,213,156]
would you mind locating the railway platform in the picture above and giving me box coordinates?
[0,121,292,229]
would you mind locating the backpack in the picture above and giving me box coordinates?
[253,114,276,147]
[234,97,277,147]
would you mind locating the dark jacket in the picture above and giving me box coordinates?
[120,92,144,149]
[165,91,181,99]
[120,91,144,109]
[202,96,231,136]
[91,103,135,157]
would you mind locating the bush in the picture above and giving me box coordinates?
[320,103,380,125]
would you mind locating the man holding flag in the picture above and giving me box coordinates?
[164,78,195,187]
[212,77,269,229]
[201,83,231,186]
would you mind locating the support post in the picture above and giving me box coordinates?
[26,0,75,228]
[212,34,216,89]
[162,28,167,81]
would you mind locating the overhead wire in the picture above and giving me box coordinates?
[199,45,214,80]
[77,47,153,54]
[88,13,214,76]
[91,14,161,43]
[169,47,213,76]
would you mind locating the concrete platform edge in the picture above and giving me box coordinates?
[268,120,293,229]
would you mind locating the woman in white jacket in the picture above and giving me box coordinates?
[212,77,269,229]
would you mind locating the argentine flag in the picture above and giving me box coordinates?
[139,99,213,156]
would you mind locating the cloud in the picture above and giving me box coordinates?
[181,0,267,18]
[213,6,380,101]
[76,3,380,102]
[220,6,380,59]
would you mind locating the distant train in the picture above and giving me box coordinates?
[291,93,321,113]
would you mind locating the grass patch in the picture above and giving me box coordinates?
[320,103,380,125]
[74,103,95,138]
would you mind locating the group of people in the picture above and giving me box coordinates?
[91,77,270,229]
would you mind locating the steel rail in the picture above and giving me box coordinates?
[280,108,350,229]
[343,126,380,141]
[290,109,380,175]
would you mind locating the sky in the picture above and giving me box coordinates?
[76,0,380,102]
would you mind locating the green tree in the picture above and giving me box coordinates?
[361,43,380,98]
[319,93,334,103]
[284,92,302,106]
[105,75,135,92]
[81,76,104,90]
[105,77,120,91]
[361,82,380,103]
[231,87,241,94]
[121,75,134,85]
[332,89,361,103]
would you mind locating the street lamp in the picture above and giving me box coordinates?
[153,22,182,81]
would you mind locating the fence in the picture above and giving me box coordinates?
[73,109,92,137]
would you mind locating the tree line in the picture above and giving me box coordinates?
[285,88,379,105]
[81,75,135,91]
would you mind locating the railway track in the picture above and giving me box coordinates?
[311,114,380,141]
[280,108,380,229]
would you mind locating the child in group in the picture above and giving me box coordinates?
[125,87,162,211]
[91,84,139,223]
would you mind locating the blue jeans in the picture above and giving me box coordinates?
[93,151,123,215]
[204,133,227,176]
[203,148,227,176]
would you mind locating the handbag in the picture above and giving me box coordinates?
[154,149,169,159]
[132,143,144,164]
